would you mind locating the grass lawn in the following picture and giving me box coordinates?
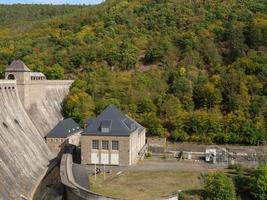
[89,170,204,200]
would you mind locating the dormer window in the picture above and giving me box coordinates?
[101,120,111,133]
[124,118,135,131]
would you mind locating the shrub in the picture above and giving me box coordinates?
[250,165,267,200]
[162,153,168,159]
[145,151,152,158]
[204,172,237,200]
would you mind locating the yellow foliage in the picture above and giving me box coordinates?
[76,25,94,42]
[253,13,267,28]
[210,75,221,85]
[208,20,223,31]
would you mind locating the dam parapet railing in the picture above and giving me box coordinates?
[60,152,118,200]
[30,80,74,86]
[0,79,16,85]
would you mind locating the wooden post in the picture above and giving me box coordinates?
[104,164,106,180]
[94,163,96,181]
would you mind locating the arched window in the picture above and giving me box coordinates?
[7,74,15,80]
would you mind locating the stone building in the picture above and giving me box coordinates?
[81,105,146,166]
[46,118,82,154]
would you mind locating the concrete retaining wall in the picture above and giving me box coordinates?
[60,153,117,200]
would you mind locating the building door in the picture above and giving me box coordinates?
[91,152,99,164]
[110,153,119,165]
[101,152,109,164]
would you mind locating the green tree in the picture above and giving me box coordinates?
[250,165,267,200]
[45,64,64,79]
[63,89,95,124]
[137,97,156,114]
[204,173,237,200]
[140,112,165,137]
[193,82,222,109]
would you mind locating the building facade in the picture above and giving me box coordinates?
[46,118,82,154]
[81,105,146,166]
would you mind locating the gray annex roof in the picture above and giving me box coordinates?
[30,72,46,77]
[83,104,145,136]
[47,118,81,138]
[6,60,31,72]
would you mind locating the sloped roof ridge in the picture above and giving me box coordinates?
[6,60,31,72]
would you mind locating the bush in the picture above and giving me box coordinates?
[145,151,152,158]
[178,192,185,200]
[171,129,186,141]
[250,165,267,200]
[228,163,244,173]
[162,153,168,159]
[204,172,237,200]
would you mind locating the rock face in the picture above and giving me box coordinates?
[0,80,51,199]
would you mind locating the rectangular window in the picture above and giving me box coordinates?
[102,140,109,150]
[112,141,119,150]
[92,140,99,149]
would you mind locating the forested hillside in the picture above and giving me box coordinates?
[0,4,86,25]
[0,0,266,144]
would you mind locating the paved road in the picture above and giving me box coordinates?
[72,163,89,190]
[85,159,226,174]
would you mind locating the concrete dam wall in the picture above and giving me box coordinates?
[26,80,73,137]
[0,80,51,199]
[0,60,73,199]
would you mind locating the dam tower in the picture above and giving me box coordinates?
[4,60,73,137]
[4,60,46,109]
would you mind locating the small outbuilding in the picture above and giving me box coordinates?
[81,105,146,166]
[46,118,82,154]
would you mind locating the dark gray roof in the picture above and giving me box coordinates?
[85,117,95,126]
[6,60,31,72]
[83,105,145,136]
[47,118,81,138]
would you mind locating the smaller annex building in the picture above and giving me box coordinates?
[45,118,82,154]
[81,105,146,166]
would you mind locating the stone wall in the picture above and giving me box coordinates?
[46,132,81,155]
[147,137,166,153]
